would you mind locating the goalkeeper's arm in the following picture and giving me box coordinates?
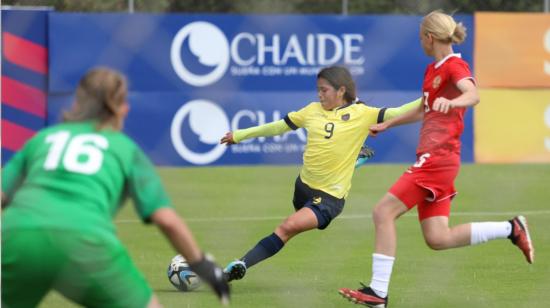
[220,120,292,145]
[151,208,230,304]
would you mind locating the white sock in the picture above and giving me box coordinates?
[470,221,512,245]
[369,253,395,298]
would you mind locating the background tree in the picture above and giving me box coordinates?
[2,0,545,13]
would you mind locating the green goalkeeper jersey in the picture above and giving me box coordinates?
[2,121,172,235]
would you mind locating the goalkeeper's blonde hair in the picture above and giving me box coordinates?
[63,67,128,130]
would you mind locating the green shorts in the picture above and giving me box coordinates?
[2,228,152,308]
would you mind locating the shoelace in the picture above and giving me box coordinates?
[510,220,522,244]
[358,282,370,292]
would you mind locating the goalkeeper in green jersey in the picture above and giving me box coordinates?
[2,68,229,307]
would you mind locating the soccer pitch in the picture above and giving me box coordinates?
[41,164,550,307]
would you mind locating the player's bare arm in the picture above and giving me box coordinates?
[433,79,479,114]
[152,208,203,263]
[369,103,424,136]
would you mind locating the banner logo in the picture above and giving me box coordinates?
[171,100,230,164]
[171,22,230,86]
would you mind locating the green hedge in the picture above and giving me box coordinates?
[2,0,545,13]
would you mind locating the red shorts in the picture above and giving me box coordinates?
[389,152,460,221]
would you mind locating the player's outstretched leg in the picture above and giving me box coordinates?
[509,215,534,264]
[339,283,388,308]
[223,260,247,282]
[223,232,285,282]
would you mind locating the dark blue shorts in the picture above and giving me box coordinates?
[292,177,345,230]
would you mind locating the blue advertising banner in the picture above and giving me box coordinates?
[47,13,474,165]
[48,13,473,93]
[48,90,473,166]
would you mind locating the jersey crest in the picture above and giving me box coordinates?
[432,75,442,89]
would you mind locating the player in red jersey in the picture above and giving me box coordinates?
[339,11,534,307]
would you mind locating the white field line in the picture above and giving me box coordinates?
[115,210,550,224]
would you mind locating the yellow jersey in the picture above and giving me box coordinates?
[285,102,383,199]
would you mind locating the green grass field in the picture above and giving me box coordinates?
[41,164,550,308]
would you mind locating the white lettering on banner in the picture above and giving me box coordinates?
[171,21,366,86]
[231,33,256,65]
[248,33,363,66]
[349,66,365,75]
[306,34,315,64]
[544,28,550,76]
[545,105,550,151]
[284,67,298,75]
[262,66,283,75]
[260,143,307,153]
[262,143,284,153]
[281,35,306,64]
[231,143,262,153]
[317,33,343,65]
[343,34,364,65]
[230,142,306,154]
[257,35,280,65]
[230,66,260,76]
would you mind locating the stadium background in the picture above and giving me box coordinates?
[2,1,550,307]
[3,1,550,166]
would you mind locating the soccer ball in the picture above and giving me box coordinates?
[167,254,201,291]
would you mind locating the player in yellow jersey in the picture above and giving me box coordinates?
[221,66,420,282]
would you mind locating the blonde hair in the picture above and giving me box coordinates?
[63,67,127,129]
[421,10,466,45]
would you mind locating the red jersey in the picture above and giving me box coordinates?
[418,54,475,155]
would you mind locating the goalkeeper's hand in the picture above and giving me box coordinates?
[355,145,375,169]
[189,254,230,305]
